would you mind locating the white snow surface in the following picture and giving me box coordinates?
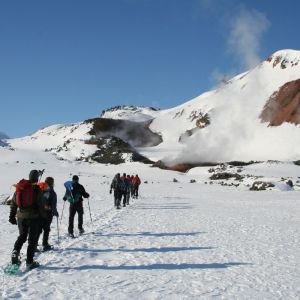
[101,106,160,122]
[1,145,300,299]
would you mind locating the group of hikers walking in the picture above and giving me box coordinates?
[7,169,141,271]
[110,173,141,209]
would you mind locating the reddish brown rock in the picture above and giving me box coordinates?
[260,79,300,126]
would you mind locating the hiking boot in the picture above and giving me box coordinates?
[26,261,40,270]
[68,233,75,238]
[116,206,121,209]
[79,228,85,235]
[11,250,21,265]
[34,247,41,253]
[43,244,53,252]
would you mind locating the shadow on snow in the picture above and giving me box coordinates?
[93,232,205,238]
[42,262,251,271]
[65,246,215,253]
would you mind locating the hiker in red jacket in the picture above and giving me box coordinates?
[132,175,141,199]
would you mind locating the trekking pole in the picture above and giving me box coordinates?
[87,197,94,232]
[56,216,60,244]
[60,200,65,225]
[38,169,45,182]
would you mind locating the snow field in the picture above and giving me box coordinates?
[0,149,300,299]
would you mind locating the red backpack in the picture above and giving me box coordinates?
[15,179,34,208]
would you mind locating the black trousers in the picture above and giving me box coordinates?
[68,202,84,234]
[38,214,53,246]
[114,190,121,207]
[133,186,139,198]
[14,218,40,264]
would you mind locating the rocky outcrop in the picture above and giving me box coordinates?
[260,79,300,126]
[85,118,162,147]
[88,136,153,164]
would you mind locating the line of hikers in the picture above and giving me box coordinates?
[8,170,141,270]
[110,173,141,209]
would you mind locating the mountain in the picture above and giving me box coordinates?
[0,131,9,139]
[100,105,160,122]
[0,131,9,147]
[142,49,300,166]
[5,49,300,168]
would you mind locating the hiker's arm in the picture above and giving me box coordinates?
[9,193,17,224]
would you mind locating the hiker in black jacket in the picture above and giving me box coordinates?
[110,173,123,209]
[63,175,89,238]
[37,177,58,251]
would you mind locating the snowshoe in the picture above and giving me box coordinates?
[3,261,21,275]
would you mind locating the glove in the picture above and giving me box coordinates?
[63,196,67,201]
[86,193,90,198]
[53,211,59,217]
[109,189,112,194]
[9,217,17,225]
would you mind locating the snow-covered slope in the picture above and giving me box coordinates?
[5,50,300,167]
[9,122,97,161]
[143,49,300,165]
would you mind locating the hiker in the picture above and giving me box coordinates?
[37,177,58,251]
[110,173,124,209]
[132,174,141,198]
[120,173,129,207]
[63,175,89,238]
[125,175,132,205]
[130,175,134,197]
[9,170,43,270]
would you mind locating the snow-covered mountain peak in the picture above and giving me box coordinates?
[100,105,160,122]
[265,49,300,69]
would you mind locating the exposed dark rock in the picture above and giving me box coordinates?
[286,180,294,187]
[88,136,153,165]
[173,178,178,183]
[260,79,300,126]
[210,172,243,181]
[153,160,219,172]
[227,161,260,166]
[85,118,162,147]
[250,181,275,191]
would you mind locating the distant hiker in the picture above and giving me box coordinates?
[130,175,134,197]
[132,174,141,198]
[126,175,132,205]
[9,170,43,270]
[37,177,58,251]
[110,173,124,209]
[120,173,129,207]
[63,175,90,238]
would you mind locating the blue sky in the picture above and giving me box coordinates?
[1,0,299,137]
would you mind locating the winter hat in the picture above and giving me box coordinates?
[45,177,54,187]
[29,170,39,183]
[72,175,79,182]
